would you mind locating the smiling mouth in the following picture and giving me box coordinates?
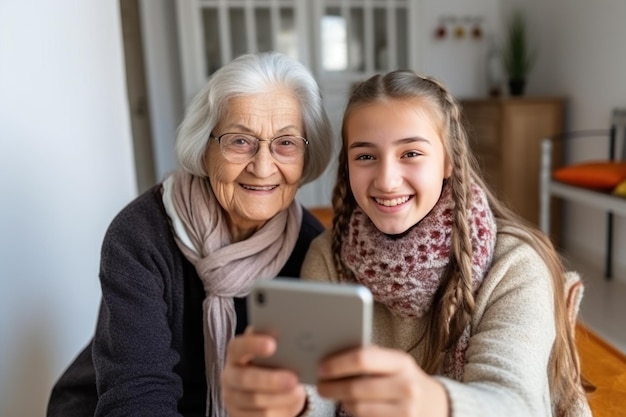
[242,184,278,191]
[373,195,411,207]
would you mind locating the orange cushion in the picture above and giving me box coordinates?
[553,161,626,189]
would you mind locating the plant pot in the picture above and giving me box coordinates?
[508,78,526,96]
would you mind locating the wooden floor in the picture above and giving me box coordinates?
[577,323,626,416]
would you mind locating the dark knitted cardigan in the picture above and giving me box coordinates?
[47,185,324,417]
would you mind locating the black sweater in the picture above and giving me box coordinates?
[47,186,324,417]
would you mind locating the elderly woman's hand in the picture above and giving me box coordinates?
[222,327,307,417]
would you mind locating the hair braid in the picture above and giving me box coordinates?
[331,142,356,282]
[437,80,476,345]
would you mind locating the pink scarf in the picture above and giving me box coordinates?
[341,183,496,379]
[162,171,302,417]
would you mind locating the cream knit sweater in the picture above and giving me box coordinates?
[300,226,592,417]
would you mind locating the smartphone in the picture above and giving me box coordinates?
[247,278,373,384]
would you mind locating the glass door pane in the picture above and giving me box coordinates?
[229,8,247,59]
[373,7,387,71]
[349,8,365,72]
[201,8,221,75]
[255,8,272,52]
[396,8,408,69]
[321,7,347,71]
[278,8,298,58]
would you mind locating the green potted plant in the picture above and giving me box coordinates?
[502,10,537,96]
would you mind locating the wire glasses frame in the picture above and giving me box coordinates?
[210,132,309,164]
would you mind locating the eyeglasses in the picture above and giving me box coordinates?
[210,132,309,164]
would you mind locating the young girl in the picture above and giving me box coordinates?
[221,70,591,417]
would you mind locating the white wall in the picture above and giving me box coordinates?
[0,2,137,416]
[503,0,626,280]
[418,0,503,98]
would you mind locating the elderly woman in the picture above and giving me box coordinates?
[47,52,333,417]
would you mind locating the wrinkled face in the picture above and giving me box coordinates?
[204,91,304,241]
[345,99,451,235]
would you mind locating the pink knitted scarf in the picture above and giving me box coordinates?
[162,170,302,417]
[341,182,496,380]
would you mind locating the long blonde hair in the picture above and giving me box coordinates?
[330,70,587,415]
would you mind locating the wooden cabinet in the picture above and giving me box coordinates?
[461,97,565,238]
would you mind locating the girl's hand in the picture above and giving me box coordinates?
[221,327,307,417]
[316,345,449,417]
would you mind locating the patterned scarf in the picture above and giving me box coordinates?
[162,170,302,417]
[341,182,496,380]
